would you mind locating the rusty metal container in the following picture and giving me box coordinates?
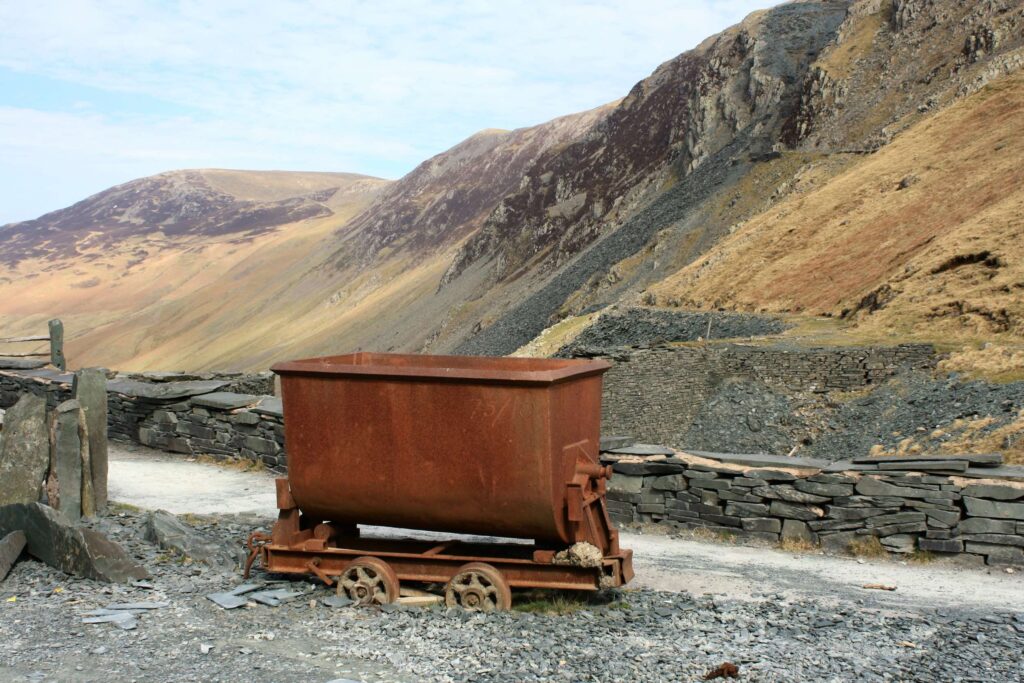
[271,352,614,548]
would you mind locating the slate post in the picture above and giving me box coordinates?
[47,399,90,522]
[73,368,108,511]
[48,319,65,372]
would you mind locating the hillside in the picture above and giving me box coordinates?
[0,170,391,367]
[650,72,1024,343]
[1,0,1022,373]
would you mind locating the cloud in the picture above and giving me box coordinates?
[0,0,775,223]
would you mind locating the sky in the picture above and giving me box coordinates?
[0,0,775,225]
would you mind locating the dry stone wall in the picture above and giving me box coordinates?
[598,343,936,447]
[605,450,1024,566]
[0,368,286,471]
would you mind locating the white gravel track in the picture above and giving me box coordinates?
[109,440,1024,612]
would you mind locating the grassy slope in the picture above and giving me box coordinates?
[650,73,1024,346]
[0,171,391,370]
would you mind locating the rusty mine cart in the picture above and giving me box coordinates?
[246,352,634,611]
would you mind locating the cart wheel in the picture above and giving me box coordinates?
[338,556,399,606]
[445,562,511,612]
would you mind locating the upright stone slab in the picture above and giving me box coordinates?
[73,368,108,511]
[0,530,26,581]
[0,394,48,505]
[48,399,88,522]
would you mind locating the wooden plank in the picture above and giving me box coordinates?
[0,351,51,357]
[0,335,49,343]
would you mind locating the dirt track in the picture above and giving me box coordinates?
[108,441,1024,611]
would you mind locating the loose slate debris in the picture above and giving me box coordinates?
[106,601,169,610]
[207,582,264,609]
[207,592,250,609]
[321,595,354,608]
[83,612,138,630]
[142,509,239,569]
[249,589,303,606]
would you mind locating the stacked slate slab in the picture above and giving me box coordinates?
[603,442,1024,566]
[137,392,286,470]
[2,368,287,470]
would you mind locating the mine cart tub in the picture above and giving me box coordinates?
[247,352,633,610]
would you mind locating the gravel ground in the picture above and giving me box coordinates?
[679,371,1024,460]
[2,504,1022,683]
[554,308,788,357]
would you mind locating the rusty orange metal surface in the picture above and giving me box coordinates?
[271,353,616,547]
[258,352,633,595]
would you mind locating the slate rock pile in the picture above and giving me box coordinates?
[601,439,1024,565]
[556,308,790,357]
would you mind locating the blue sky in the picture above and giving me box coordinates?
[0,1,774,225]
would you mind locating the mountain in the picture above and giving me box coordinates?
[1,0,1022,372]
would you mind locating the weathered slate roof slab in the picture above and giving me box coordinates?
[252,397,282,418]
[0,358,49,370]
[685,450,831,470]
[1,368,74,384]
[191,392,260,410]
[106,379,228,400]
[852,453,1003,467]
[607,444,675,456]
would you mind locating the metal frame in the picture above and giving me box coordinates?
[247,478,634,592]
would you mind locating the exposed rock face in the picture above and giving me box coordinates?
[331,108,610,269]
[444,2,849,286]
[0,503,149,582]
[0,394,48,505]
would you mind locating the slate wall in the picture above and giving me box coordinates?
[599,343,936,446]
[0,369,286,471]
[606,451,1024,566]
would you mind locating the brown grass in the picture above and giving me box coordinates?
[847,536,888,558]
[779,537,818,553]
[650,73,1024,347]
[939,344,1024,383]
[817,5,886,81]
[196,454,266,472]
[867,411,1024,465]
